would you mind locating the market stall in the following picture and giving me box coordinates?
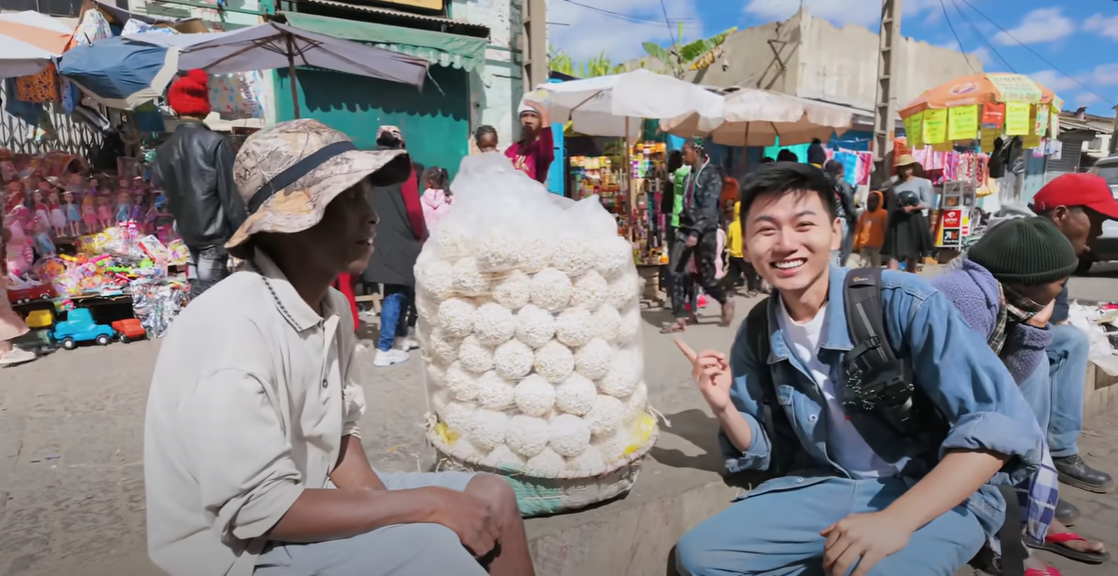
[898,73,1061,254]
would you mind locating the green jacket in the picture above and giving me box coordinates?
[671,165,691,228]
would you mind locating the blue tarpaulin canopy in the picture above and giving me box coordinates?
[58,37,179,110]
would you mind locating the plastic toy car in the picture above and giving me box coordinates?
[23,309,53,329]
[52,308,116,350]
[8,283,55,305]
[110,318,147,343]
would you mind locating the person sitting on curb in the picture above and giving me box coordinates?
[932,217,1109,572]
[144,120,535,576]
[673,162,1042,576]
[946,173,1118,518]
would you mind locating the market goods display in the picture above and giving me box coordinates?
[421,154,658,516]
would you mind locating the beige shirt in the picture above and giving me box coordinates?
[144,251,365,576]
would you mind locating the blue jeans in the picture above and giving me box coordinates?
[1046,324,1089,457]
[377,284,413,352]
[675,476,984,576]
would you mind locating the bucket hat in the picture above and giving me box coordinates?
[895,154,919,167]
[226,119,409,249]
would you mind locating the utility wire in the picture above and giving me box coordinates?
[657,0,682,71]
[938,0,976,73]
[557,0,702,26]
[956,0,1115,106]
[947,0,1017,73]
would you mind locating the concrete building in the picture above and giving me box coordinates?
[628,8,982,125]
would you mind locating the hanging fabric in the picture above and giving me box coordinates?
[208,72,264,121]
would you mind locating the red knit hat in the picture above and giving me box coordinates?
[167,69,211,118]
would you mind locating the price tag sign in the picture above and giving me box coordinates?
[923,108,948,144]
[987,73,1044,103]
[948,105,978,141]
[1005,102,1031,136]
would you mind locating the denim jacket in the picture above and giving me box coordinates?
[722,266,1044,538]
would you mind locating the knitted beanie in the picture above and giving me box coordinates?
[968,217,1077,284]
[167,69,211,118]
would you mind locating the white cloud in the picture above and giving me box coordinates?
[742,0,939,29]
[547,0,704,64]
[993,8,1075,46]
[1084,13,1118,41]
[1028,70,1079,93]
[1075,92,1102,107]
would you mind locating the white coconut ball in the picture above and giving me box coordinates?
[446,361,479,402]
[586,395,625,437]
[597,236,633,279]
[451,439,487,462]
[453,257,491,297]
[457,335,494,374]
[426,363,447,388]
[470,409,509,452]
[434,226,470,262]
[416,259,456,301]
[529,267,573,312]
[552,238,597,276]
[438,298,477,339]
[520,237,554,274]
[476,371,517,410]
[473,302,516,346]
[574,338,616,380]
[549,414,591,457]
[570,270,609,311]
[566,445,606,476]
[428,328,462,364]
[506,415,551,457]
[439,400,477,436]
[593,426,632,463]
[476,235,521,272]
[480,444,526,472]
[514,374,556,418]
[524,447,568,477]
[599,349,641,398]
[516,304,557,349]
[493,339,534,379]
[415,291,440,324]
[554,373,597,416]
[555,307,595,348]
[592,305,622,342]
[607,274,640,310]
[624,382,649,423]
[616,305,641,345]
[492,270,531,311]
[534,339,575,383]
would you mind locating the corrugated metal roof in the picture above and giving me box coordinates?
[291,0,488,34]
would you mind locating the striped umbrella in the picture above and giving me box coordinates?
[57,37,180,110]
[0,11,73,55]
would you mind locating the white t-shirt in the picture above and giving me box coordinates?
[776,298,897,478]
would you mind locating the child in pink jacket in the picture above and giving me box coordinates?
[420,166,451,232]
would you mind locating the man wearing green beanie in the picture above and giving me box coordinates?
[931,218,1109,570]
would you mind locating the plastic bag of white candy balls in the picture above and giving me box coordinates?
[419,153,658,492]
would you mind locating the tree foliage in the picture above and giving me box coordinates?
[549,45,626,78]
[642,24,737,78]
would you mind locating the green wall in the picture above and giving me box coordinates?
[274,66,470,178]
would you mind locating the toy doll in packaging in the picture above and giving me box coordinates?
[47,190,66,237]
[31,215,56,258]
[62,191,80,236]
[114,191,131,224]
[31,189,49,229]
[4,181,23,214]
[81,193,98,234]
[96,195,112,230]
[5,207,33,277]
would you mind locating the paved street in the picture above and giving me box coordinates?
[2,270,1118,576]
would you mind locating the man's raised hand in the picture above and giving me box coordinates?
[674,339,733,413]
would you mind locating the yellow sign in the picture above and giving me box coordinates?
[948,105,978,141]
[904,112,924,148]
[1022,134,1041,149]
[932,141,953,152]
[1005,102,1031,136]
[988,73,1044,103]
[1035,104,1049,137]
[923,108,948,144]
[979,127,998,152]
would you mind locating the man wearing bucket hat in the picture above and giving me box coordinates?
[144,120,534,576]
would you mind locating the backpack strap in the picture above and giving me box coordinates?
[744,298,790,476]
[996,484,1027,576]
[842,268,910,413]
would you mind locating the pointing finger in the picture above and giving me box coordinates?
[674,338,698,362]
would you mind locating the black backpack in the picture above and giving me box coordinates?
[744,267,1025,576]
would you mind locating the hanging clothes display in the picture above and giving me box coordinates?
[71,9,112,47]
[15,63,60,104]
[208,72,264,121]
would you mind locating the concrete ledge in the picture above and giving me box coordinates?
[1085,361,1118,420]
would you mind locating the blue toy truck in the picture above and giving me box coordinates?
[52,308,116,350]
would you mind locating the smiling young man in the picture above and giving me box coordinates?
[144,120,534,576]
[674,162,1043,576]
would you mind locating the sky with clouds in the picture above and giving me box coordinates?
[547,0,1118,115]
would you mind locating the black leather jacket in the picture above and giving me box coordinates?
[152,120,245,251]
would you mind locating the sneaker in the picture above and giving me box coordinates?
[0,348,37,367]
[395,337,420,351]
[373,348,410,367]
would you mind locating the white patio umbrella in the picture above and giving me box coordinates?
[539,69,723,138]
[0,36,54,79]
[662,88,854,147]
[124,22,429,117]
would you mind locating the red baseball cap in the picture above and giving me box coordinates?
[1031,173,1118,220]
